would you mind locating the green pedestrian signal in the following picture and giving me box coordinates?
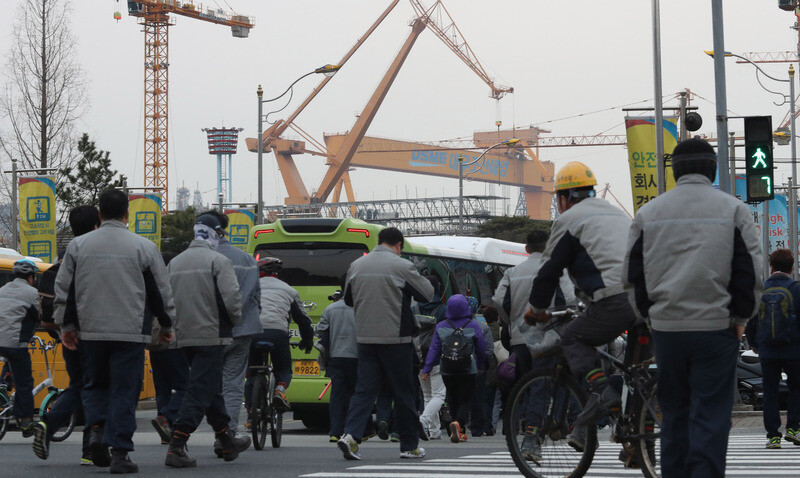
[744,116,774,202]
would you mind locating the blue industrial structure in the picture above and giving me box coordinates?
[202,127,243,204]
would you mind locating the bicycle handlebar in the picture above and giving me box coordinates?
[29,335,56,350]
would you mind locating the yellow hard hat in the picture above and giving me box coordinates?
[555,161,597,191]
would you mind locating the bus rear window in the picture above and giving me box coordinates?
[254,242,369,287]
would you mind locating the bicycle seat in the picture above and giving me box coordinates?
[253,340,274,352]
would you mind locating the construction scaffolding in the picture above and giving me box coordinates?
[264,195,505,236]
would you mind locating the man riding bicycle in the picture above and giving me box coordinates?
[252,257,314,412]
[526,161,640,451]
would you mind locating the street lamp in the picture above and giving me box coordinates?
[706,50,797,277]
[256,64,341,224]
[457,138,520,234]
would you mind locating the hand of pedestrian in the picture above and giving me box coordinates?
[61,331,79,350]
[524,309,549,325]
[158,330,174,343]
[733,324,745,341]
[421,373,429,381]
[299,338,314,354]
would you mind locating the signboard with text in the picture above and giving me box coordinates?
[128,194,162,249]
[19,176,56,263]
[224,208,255,251]
[625,116,680,214]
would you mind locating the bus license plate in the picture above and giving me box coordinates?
[294,360,320,376]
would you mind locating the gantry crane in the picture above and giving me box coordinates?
[245,1,539,215]
[124,1,254,211]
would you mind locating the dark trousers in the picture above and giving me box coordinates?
[45,345,90,450]
[343,343,418,452]
[443,374,476,428]
[484,383,498,434]
[174,345,230,435]
[653,329,738,478]
[250,329,292,386]
[376,384,396,431]
[470,371,486,435]
[326,357,358,438]
[150,348,190,425]
[0,346,33,419]
[761,357,800,438]
[81,341,144,452]
[561,293,638,378]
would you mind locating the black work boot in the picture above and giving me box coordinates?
[88,424,111,468]
[214,427,251,462]
[213,437,223,458]
[574,383,621,427]
[109,450,138,474]
[165,430,196,468]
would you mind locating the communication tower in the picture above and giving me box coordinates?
[202,127,243,205]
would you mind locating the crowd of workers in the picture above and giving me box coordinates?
[0,136,796,478]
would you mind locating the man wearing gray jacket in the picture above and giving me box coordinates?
[204,210,262,445]
[624,138,763,478]
[55,189,176,474]
[164,214,250,468]
[337,227,434,461]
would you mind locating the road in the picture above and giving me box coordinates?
[1,409,799,477]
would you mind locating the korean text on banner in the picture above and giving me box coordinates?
[128,194,162,249]
[224,209,255,250]
[19,176,56,263]
[625,116,680,214]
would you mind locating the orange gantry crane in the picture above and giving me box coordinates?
[245,1,556,219]
[124,1,254,211]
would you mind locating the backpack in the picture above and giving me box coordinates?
[440,319,475,374]
[757,285,797,347]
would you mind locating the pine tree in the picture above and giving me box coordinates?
[57,133,124,212]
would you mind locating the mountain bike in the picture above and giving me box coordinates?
[0,335,76,442]
[249,340,299,449]
[505,308,660,478]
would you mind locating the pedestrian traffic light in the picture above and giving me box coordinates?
[744,116,774,202]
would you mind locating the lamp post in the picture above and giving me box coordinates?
[458,138,520,234]
[256,64,340,224]
[706,51,797,277]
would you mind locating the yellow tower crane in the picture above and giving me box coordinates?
[125,1,254,211]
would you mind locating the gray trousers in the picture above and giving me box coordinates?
[222,336,251,429]
[561,293,638,378]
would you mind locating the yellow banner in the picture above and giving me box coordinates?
[128,194,162,249]
[625,116,680,214]
[224,209,255,251]
[19,176,57,263]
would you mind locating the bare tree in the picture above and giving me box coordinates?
[0,0,87,172]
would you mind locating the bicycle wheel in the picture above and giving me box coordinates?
[0,390,10,442]
[505,368,596,478]
[631,383,661,478]
[250,373,268,450]
[40,392,76,442]
[268,374,282,448]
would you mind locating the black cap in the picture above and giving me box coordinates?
[328,290,343,301]
[196,213,224,234]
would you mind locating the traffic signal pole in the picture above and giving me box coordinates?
[711,0,731,194]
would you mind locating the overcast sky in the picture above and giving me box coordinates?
[0,0,797,215]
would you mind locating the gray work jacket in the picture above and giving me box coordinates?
[316,300,357,359]
[216,238,262,337]
[0,278,39,348]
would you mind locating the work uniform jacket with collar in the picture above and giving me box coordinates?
[623,174,763,331]
[316,300,357,359]
[258,276,313,341]
[0,278,40,348]
[493,253,575,347]
[216,238,262,337]
[344,244,434,344]
[168,239,242,347]
[531,197,631,313]
[54,219,175,342]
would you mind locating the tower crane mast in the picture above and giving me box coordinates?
[125,1,254,211]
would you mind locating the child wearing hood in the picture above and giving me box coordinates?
[421,294,486,443]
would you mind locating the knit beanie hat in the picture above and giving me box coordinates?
[671,137,717,182]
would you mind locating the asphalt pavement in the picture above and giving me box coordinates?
[0,409,798,477]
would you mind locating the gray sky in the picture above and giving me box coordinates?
[0,0,796,214]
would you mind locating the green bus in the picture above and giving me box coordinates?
[247,217,528,428]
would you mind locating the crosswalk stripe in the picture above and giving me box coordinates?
[301,433,800,477]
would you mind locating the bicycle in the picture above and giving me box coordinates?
[0,335,77,442]
[505,308,660,478]
[248,340,299,450]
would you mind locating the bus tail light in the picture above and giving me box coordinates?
[347,228,369,238]
[254,229,274,238]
